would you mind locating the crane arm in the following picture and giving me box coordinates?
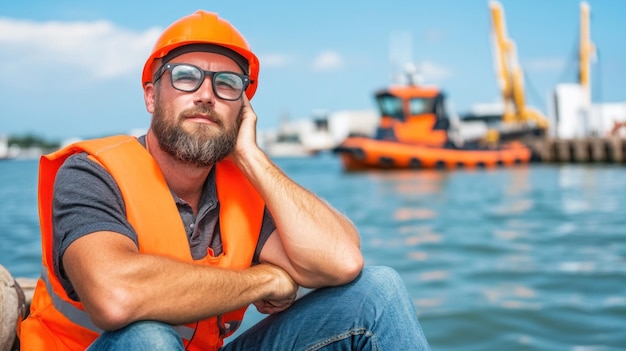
[489,1,520,121]
[579,1,595,104]
[488,1,548,130]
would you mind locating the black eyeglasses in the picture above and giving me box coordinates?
[153,63,250,101]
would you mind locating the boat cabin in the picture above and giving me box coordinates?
[374,85,450,147]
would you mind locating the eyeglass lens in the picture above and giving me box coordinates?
[168,64,246,100]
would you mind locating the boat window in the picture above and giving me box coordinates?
[276,134,301,142]
[409,97,436,115]
[376,95,404,121]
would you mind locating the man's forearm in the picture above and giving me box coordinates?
[64,234,294,330]
[234,149,364,287]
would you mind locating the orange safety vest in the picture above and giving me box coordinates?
[20,135,265,351]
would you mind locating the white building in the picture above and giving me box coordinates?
[549,83,626,138]
[262,109,379,157]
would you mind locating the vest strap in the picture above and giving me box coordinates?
[41,267,196,340]
[41,267,102,334]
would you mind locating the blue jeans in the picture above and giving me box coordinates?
[87,266,431,350]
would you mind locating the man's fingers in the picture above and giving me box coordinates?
[240,94,255,118]
[253,294,297,314]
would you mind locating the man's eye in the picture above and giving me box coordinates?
[174,73,198,82]
[216,74,242,90]
[172,66,201,82]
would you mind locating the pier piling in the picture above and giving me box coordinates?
[524,137,626,164]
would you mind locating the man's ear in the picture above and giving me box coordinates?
[144,83,156,114]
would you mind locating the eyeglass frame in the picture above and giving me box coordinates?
[152,63,250,101]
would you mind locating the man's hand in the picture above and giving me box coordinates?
[228,94,260,166]
[250,263,299,314]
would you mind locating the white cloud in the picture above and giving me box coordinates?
[0,17,161,80]
[311,50,343,72]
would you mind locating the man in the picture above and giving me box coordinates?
[20,10,431,350]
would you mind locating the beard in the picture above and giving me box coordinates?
[151,99,242,167]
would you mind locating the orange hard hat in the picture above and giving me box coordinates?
[142,10,260,99]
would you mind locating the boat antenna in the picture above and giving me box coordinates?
[404,62,422,86]
[389,31,421,86]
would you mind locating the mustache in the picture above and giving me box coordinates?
[179,106,222,127]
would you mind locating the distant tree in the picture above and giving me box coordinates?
[8,133,60,151]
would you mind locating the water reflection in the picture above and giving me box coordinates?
[482,283,538,309]
[557,165,623,215]
[355,166,625,338]
[365,169,448,196]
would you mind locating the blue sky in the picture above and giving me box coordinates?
[1,0,624,141]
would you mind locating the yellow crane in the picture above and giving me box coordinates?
[488,1,549,133]
[579,1,595,96]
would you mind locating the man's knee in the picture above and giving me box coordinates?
[357,266,407,296]
[88,321,184,351]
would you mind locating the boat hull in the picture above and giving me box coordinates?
[334,137,532,171]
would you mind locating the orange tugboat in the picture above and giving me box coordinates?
[333,1,548,171]
[333,82,536,171]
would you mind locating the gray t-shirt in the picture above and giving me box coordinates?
[52,137,275,301]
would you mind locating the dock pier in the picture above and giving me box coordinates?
[525,137,626,164]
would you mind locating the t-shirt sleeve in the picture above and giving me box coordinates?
[52,153,138,301]
[252,206,276,264]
